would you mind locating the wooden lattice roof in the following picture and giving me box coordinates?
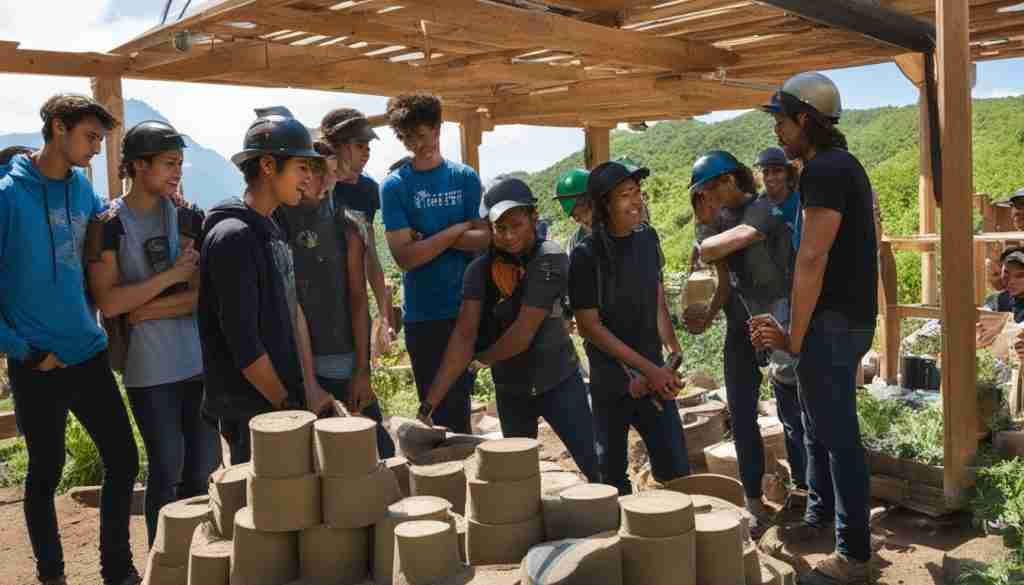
[5,1,1024,126]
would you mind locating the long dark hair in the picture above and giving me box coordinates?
[729,163,758,195]
[781,92,847,151]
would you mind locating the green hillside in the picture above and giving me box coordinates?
[524,96,1024,304]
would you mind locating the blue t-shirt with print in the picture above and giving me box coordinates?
[776,190,802,250]
[381,159,483,323]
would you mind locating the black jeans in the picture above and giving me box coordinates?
[724,321,766,499]
[405,319,474,434]
[318,376,396,458]
[219,415,256,466]
[10,351,139,584]
[127,379,222,546]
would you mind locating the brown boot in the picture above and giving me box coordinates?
[800,552,871,585]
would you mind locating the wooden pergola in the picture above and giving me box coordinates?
[3,0,1024,506]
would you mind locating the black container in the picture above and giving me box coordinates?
[901,355,941,390]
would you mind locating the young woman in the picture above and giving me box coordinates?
[418,178,599,481]
[568,160,688,494]
[88,120,220,546]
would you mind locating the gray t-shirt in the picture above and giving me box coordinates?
[102,198,203,388]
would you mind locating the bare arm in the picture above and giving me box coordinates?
[348,230,371,374]
[241,354,289,407]
[451,219,492,252]
[788,207,842,353]
[656,282,682,355]
[699,224,764,263]
[88,249,195,318]
[128,270,199,324]
[424,300,483,409]
[476,306,549,365]
[363,228,393,327]
[385,224,469,271]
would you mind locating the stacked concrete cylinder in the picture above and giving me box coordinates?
[544,482,620,542]
[188,521,232,585]
[464,438,545,565]
[392,520,470,585]
[143,495,212,585]
[209,463,251,539]
[314,416,401,584]
[618,490,696,585]
[372,496,454,585]
[694,510,747,585]
[232,411,321,585]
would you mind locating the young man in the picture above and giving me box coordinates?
[198,109,331,465]
[87,120,220,546]
[321,108,395,361]
[1,94,140,585]
[753,72,877,585]
[553,168,593,252]
[419,178,600,481]
[380,94,490,433]
[984,247,1024,320]
[275,139,396,457]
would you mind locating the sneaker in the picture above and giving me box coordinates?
[799,552,872,585]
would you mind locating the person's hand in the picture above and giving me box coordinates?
[35,353,65,372]
[126,308,147,326]
[683,305,711,334]
[167,248,199,284]
[348,369,375,414]
[643,365,683,397]
[750,319,788,352]
[307,385,334,416]
[372,319,393,360]
[627,373,649,399]
[977,320,1002,349]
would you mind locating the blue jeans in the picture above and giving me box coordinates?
[11,351,139,584]
[796,310,874,562]
[495,370,600,482]
[127,379,222,546]
[724,320,766,499]
[318,376,396,458]
[772,379,810,490]
[405,319,474,434]
[591,381,690,494]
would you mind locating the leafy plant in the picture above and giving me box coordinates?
[857,392,944,466]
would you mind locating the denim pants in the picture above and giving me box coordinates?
[10,351,139,584]
[591,379,690,495]
[772,379,809,490]
[219,415,255,466]
[318,376,396,458]
[127,379,222,546]
[796,310,875,562]
[495,370,601,483]
[724,320,766,499]
[405,319,474,434]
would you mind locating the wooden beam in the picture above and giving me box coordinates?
[936,0,977,505]
[584,126,611,169]
[91,76,125,199]
[756,0,936,52]
[414,0,738,71]
[460,114,483,172]
[0,44,128,77]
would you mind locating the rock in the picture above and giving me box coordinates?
[475,415,502,436]
[687,371,718,390]
[943,536,1012,584]
[627,430,649,478]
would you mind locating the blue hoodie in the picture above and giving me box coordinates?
[0,153,108,365]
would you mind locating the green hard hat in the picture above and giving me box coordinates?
[554,168,590,217]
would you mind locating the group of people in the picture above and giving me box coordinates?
[0,69,879,585]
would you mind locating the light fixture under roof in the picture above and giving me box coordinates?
[225,21,257,29]
[999,2,1024,12]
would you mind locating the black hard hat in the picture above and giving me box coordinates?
[587,160,649,200]
[754,147,791,168]
[483,177,537,222]
[231,107,323,168]
[122,120,187,162]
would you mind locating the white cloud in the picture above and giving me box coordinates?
[973,87,1022,99]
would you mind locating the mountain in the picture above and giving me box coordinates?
[0,99,243,210]
[520,96,1024,304]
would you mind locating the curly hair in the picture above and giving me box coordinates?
[386,94,442,136]
[39,93,117,142]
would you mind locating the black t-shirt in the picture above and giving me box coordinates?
[800,148,879,324]
[984,290,1024,323]
[332,174,380,224]
[464,240,577,391]
[569,226,664,396]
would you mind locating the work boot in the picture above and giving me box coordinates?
[799,552,872,585]
[745,496,775,540]
[758,521,831,555]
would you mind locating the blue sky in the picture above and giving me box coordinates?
[1,0,1022,182]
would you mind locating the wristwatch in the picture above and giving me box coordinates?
[21,347,49,370]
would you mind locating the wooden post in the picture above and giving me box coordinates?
[936,0,977,504]
[90,75,125,199]
[459,114,482,173]
[918,90,939,305]
[878,240,901,384]
[584,126,611,170]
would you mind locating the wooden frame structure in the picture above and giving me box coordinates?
[3,0,1024,505]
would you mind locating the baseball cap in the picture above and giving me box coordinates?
[587,160,650,200]
[323,115,379,144]
[1005,250,1024,268]
[1007,188,1024,205]
[483,177,537,223]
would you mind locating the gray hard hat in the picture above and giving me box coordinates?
[762,72,842,122]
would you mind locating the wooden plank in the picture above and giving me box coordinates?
[412,0,738,71]
[584,126,611,170]
[459,114,482,172]
[755,0,935,52]
[937,0,978,504]
[0,46,128,77]
[0,411,18,440]
[91,76,125,199]
[878,237,901,383]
